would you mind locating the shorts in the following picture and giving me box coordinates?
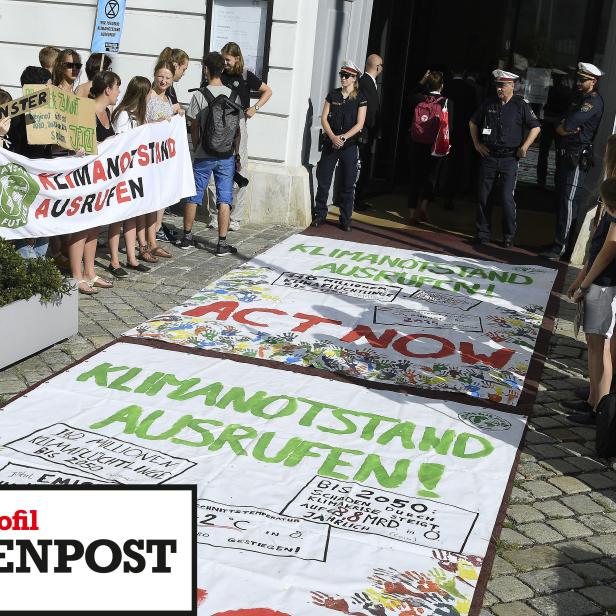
[187,157,234,208]
[14,238,49,259]
[583,283,616,338]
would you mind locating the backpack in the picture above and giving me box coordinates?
[410,95,445,144]
[596,392,616,457]
[431,99,451,157]
[200,88,242,157]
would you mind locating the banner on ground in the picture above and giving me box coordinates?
[91,0,127,54]
[129,235,557,405]
[0,116,195,238]
[24,84,98,155]
[0,341,526,615]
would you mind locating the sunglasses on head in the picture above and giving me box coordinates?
[339,71,354,79]
[63,62,82,70]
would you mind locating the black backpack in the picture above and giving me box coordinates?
[200,88,242,157]
[596,392,616,457]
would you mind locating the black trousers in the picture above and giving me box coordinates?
[476,155,519,241]
[314,144,359,223]
[408,141,442,209]
[354,141,373,206]
[552,148,588,256]
[537,121,556,185]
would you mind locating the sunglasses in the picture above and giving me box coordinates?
[577,77,592,83]
[63,62,82,70]
[339,72,355,79]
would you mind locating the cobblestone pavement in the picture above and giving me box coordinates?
[2,223,616,615]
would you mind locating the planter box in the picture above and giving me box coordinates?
[0,288,78,369]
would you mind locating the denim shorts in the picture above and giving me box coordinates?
[188,157,234,208]
[14,238,49,259]
[583,284,616,338]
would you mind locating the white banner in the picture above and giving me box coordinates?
[0,341,526,615]
[129,235,558,405]
[0,115,195,239]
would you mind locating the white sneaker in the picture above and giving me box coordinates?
[229,221,240,232]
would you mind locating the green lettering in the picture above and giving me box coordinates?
[89,404,143,433]
[354,454,410,489]
[317,408,358,436]
[252,432,302,463]
[453,433,494,458]
[108,367,143,392]
[317,447,363,480]
[376,422,416,449]
[208,423,258,455]
[418,427,455,454]
[168,381,223,406]
[251,395,298,419]
[77,362,129,387]
[171,418,224,447]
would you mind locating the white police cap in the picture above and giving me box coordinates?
[492,69,519,82]
[340,60,361,76]
[577,62,603,79]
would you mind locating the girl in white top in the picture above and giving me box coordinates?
[111,76,156,270]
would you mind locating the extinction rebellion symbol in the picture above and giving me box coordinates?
[458,411,512,431]
[105,0,120,18]
[0,163,39,229]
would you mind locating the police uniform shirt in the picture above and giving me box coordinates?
[325,88,368,145]
[471,95,540,148]
[561,91,604,146]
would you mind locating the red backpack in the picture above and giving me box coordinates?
[410,95,445,144]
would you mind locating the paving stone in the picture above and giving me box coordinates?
[509,486,534,504]
[530,415,566,429]
[579,513,616,534]
[491,603,541,616]
[579,585,616,609]
[557,442,595,457]
[528,444,569,459]
[518,522,564,543]
[570,561,616,583]
[591,490,616,512]
[554,540,603,561]
[538,458,579,475]
[524,429,557,445]
[519,566,584,593]
[490,555,517,577]
[588,534,616,555]
[529,591,602,616]
[481,590,498,607]
[502,545,572,572]
[548,475,592,494]
[535,500,575,518]
[578,472,616,490]
[544,427,583,441]
[561,494,606,515]
[507,504,545,524]
[500,528,534,547]
[520,479,563,499]
[487,576,534,601]
[518,462,555,480]
[547,518,593,539]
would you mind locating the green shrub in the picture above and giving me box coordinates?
[0,238,72,308]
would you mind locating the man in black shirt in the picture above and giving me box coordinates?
[470,69,541,247]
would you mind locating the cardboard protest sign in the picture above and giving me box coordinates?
[129,235,558,405]
[0,341,527,615]
[0,89,50,120]
[0,116,195,238]
[24,84,97,155]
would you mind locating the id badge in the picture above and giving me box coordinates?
[482,128,492,135]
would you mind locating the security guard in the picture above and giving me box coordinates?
[312,60,367,231]
[470,70,541,247]
[541,62,604,260]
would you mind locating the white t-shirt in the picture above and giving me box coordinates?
[112,110,139,134]
[187,85,233,159]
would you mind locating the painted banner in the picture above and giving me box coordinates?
[24,84,98,155]
[0,115,195,238]
[91,0,127,54]
[0,341,526,615]
[129,235,557,405]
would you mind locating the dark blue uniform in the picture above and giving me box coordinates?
[471,95,540,243]
[314,88,367,225]
[551,90,604,257]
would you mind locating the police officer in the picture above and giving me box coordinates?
[470,70,541,247]
[541,62,604,260]
[312,60,367,231]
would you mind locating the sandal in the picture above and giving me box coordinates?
[150,246,172,258]
[77,279,98,295]
[125,262,151,273]
[89,275,113,288]
[108,265,129,278]
[138,245,158,263]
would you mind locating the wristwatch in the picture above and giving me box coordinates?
[254,103,260,112]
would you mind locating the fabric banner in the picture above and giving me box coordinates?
[129,235,557,405]
[91,0,127,54]
[0,341,526,615]
[0,116,195,238]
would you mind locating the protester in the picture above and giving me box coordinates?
[180,52,242,256]
[112,76,156,270]
[52,49,82,93]
[565,176,616,425]
[0,89,11,150]
[157,47,189,113]
[470,69,540,248]
[144,60,178,259]
[39,46,60,72]
[355,54,383,212]
[75,53,112,98]
[541,62,605,261]
[407,70,449,224]
[67,71,120,295]
[311,61,366,232]
[216,41,272,231]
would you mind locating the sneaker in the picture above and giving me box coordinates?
[215,243,238,257]
[229,221,240,232]
[155,229,168,243]
[561,399,593,414]
[568,411,596,425]
[179,235,194,250]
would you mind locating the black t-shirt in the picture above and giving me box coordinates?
[324,88,368,146]
[7,115,52,158]
[96,109,115,143]
[588,212,616,286]
[221,70,262,110]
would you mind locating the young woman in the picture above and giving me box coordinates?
[52,49,82,93]
[143,60,178,259]
[312,61,366,232]
[111,76,155,270]
[157,47,189,113]
[75,53,112,98]
[67,71,120,295]
[217,42,272,231]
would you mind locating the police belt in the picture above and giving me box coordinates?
[487,146,517,158]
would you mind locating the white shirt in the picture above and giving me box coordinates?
[366,72,377,90]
